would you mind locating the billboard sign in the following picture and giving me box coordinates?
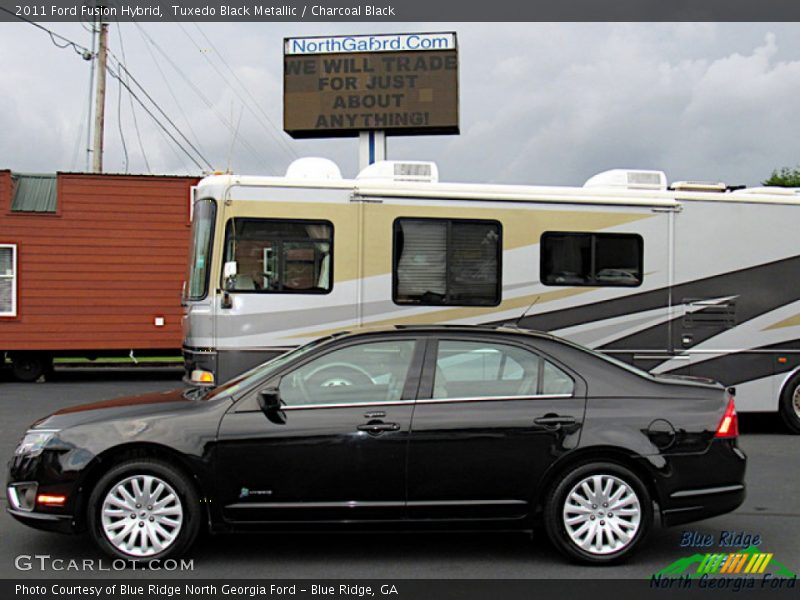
[283,32,459,139]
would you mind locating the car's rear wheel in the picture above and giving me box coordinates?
[88,459,200,562]
[544,462,652,564]
[779,376,800,434]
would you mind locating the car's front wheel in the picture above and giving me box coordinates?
[88,458,201,562]
[544,462,652,564]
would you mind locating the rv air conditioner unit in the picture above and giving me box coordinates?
[583,169,667,191]
[357,160,439,183]
[285,157,343,180]
[671,181,727,192]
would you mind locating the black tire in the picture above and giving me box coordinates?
[779,376,800,434]
[10,353,51,382]
[543,462,652,564]
[87,458,201,562]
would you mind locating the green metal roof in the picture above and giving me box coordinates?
[11,173,57,213]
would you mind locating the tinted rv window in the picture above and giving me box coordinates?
[223,219,333,294]
[186,199,216,300]
[393,218,501,306]
[540,232,643,287]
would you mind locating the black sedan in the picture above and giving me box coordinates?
[7,325,746,564]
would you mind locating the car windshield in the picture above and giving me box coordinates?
[195,336,336,401]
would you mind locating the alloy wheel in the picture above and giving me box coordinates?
[100,474,183,558]
[562,474,642,555]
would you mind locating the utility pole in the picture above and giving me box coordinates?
[91,18,108,173]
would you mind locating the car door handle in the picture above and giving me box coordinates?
[357,422,400,435]
[533,415,577,426]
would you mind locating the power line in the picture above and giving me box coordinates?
[132,23,208,163]
[183,21,299,161]
[116,68,129,172]
[113,26,129,172]
[109,56,215,171]
[0,6,92,58]
[106,62,207,172]
[5,5,204,174]
[117,23,151,173]
[131,22,277,174]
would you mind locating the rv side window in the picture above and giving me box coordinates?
[223,219,333,294]
[540,232,643,287]
[393,218,501,306]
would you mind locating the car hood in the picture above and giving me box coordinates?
[31,388,198,430]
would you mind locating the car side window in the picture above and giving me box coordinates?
[279,340,416,407]
[542,360,575,395]
[433,340,574,399]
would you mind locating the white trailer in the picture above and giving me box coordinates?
[182,158,800,431]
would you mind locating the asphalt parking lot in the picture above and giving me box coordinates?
[0,366,797,579]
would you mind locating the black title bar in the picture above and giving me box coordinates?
[2,0,800,22]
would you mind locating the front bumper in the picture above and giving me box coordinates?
[6,506,75,534]
[7,448,84,534]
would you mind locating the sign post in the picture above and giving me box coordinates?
[358,130,386,169]
[283,32,459,169]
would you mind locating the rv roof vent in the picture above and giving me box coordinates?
[731,186,798,197]
[671,181,727,192]
[357,160,439,183]
[583,169,667,191]
[285,157,342,180]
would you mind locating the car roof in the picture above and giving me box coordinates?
[331,323,559,342]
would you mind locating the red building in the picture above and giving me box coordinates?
[0,171,198,380]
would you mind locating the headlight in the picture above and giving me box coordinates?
[14,430,58,457]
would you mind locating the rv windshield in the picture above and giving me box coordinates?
[186,199,216,300]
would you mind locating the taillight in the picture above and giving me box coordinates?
[715,396,738,438]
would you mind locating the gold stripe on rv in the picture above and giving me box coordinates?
[287,287,596,340]
[225,200,655,282]
[764,314,800,331]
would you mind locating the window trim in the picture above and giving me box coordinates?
[222,217,334,295]
[540,231,644,288]
[0,243,18,318]
[415,394,574,404]
[392,217,503,307]
[186,198,217,301]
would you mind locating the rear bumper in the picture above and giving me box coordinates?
[661,483,746,527]
[654,440,747,527]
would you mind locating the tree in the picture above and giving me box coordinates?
[763,166,800,187]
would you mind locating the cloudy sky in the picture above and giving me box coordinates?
[1,22,799,186]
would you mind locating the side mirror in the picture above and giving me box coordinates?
[258,388,285,424]
[223,261,238,291]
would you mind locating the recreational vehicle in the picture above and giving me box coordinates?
[181,158,800,432]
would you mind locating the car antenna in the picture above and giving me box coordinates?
[513,295,541,329]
